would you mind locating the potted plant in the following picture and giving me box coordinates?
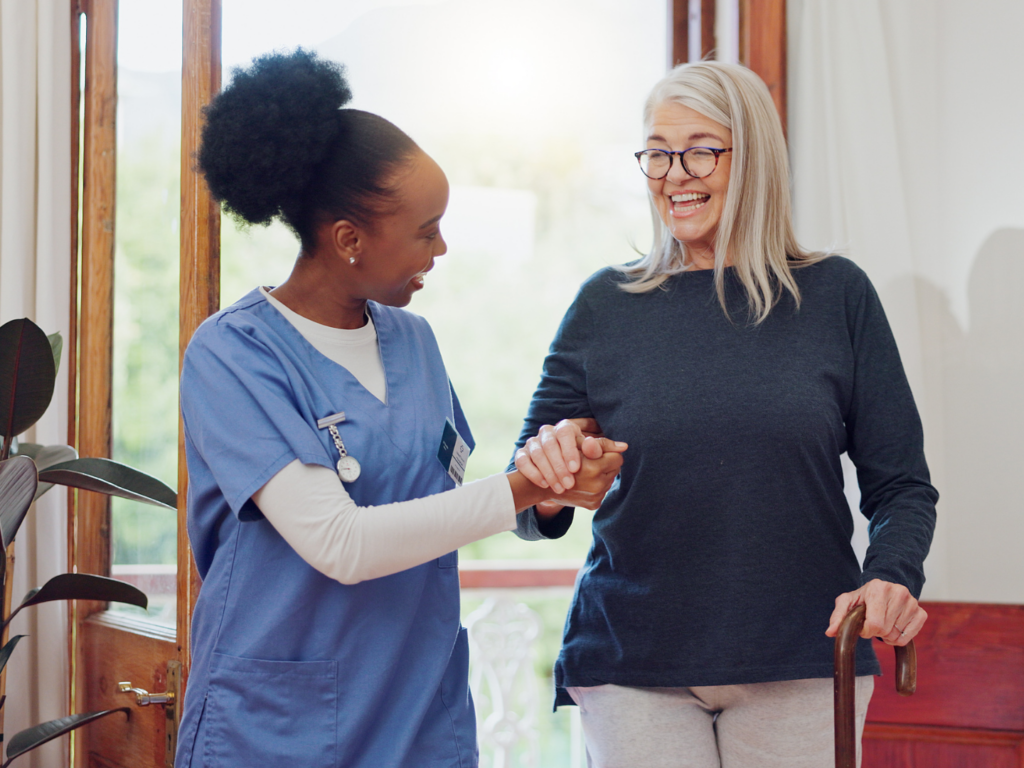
[0,317,176,766]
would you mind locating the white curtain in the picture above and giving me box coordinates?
[789,0,1024,602]
[0,1,72,766]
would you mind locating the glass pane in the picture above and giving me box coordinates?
[109,0,185,626]
[218,0,666,563]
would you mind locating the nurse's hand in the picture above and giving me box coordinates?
[508,449,624,514]
[515,418,627,496]
[825,578,927,647]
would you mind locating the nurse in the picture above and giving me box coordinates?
[174,50,625,768]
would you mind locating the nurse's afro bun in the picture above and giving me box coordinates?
[198,49,418,251]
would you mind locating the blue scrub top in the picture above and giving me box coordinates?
[175,289,478,768]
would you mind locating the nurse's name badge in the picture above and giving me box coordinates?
[436,418,470,486]
[318,411,361,483]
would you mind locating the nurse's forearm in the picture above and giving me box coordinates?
[254,460,516,584]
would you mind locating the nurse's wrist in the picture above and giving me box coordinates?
[506,470,556,513]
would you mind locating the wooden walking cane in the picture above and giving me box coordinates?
[834,603,917,768]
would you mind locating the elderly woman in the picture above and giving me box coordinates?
[514,62,937,767]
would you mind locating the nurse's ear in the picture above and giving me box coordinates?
[329,219,362,266]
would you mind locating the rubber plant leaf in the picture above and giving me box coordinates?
[0,635,26,677]
[2,574,147,631]
[38,458,176,510]
[0,457,38,549]
[8,441,37,459]
[46,333,62,376]
[3,709,130,767]
[12,443,77,500]
[0,319,56,456]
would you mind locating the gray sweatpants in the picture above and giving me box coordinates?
[567,676,874,768]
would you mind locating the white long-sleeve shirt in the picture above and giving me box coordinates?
[251,288,516,584]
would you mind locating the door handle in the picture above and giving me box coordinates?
[118,660,182,767]
[118,682,174,706]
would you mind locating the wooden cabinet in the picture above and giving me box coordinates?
[864,603,1024,766]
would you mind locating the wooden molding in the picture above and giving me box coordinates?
[74,4,117,764]
[865,722,1024,747]
[68,1,83,755]
[178,0,222,674]
[77,0,117,598]
[671,0,689,67]
[739,0,787,134]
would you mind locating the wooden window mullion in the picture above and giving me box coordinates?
[178,0,221,671]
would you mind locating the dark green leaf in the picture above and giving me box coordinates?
[38,458,175,510]
[0,636,26,676]
[12,444,77,501]
[21,574,148,610]
[46,333,62,377]
[19,588,41,604]
[0,319,56,448]
[9,442,38,459]
[4,709,130,766]
[3,574,147,631]
[0,457,38,549]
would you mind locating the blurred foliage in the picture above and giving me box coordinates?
[111,131,180,566]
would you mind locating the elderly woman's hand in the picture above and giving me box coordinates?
[825,579,928,647]
[515,418,628,495]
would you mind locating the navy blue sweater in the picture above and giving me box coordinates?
[513,256,937,706]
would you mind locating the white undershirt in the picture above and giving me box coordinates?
[261,287,387,403]
[251,288,516,585]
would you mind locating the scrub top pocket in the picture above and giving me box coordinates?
[204,653,337,768]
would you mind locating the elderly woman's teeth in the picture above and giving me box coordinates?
[671,192,710,210]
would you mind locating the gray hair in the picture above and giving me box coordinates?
[619,61,825,322]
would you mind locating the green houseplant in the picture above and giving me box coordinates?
[0,317,177,766]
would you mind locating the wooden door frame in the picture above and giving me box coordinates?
[671,0,716,67]
[671,0,787,131]
[738,0,787,134]
[177,0,221,673]
[69,0,221,764]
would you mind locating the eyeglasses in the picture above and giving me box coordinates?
[634,147,733,180]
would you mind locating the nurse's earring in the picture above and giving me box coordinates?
[349,256,357,265]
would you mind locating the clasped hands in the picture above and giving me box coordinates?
[514,418,627,516]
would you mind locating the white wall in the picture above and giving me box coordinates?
[789,0,1024,602]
